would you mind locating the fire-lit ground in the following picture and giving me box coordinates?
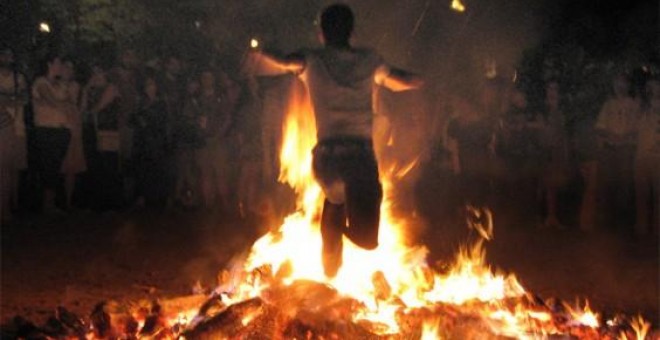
[1,173,658,336]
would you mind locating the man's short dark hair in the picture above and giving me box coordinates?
[321,4,354,46]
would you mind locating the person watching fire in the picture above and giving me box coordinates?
[246,4,423,277]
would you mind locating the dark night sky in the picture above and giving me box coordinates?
[1,0,657,78]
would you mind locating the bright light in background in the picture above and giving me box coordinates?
[451,0,466,12]
[39,22,51,33]
[250,38,259,49]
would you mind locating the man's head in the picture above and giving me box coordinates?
[320,4,354,47]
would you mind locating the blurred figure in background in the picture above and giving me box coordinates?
[446,93,499,223]
[178,76,203,208]
[634,78,660,235]
[446,80,504,213]
[83,64,122,210]
[539,80,571,229]
[112,49,143,205]
[236,73,265,221]
[32,54,71,214]
[595,74,640,230]
[497,88,544,225]
[59,59,86,210]
[161,55,184,206]
[132,75,170,208]
[196,69,235,212]
[0,47,28,222]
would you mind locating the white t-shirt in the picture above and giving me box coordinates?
[32,76,70,128]
[301,47,387,141]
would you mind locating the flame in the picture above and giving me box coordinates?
[565,300,600,328]
[630,315,651,340]
[421,317,441,340]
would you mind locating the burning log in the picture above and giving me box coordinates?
[372,271,392,301]
[41,316,67,338]
[181,297,266,339]
[56,306,87,338]
[2,316,46,340]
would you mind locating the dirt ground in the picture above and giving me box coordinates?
[1,175,658,331]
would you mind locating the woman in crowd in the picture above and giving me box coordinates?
[132,75,169,208]
[0,47,27,222]
[32,54,71,214]
[60,59,86,209]
[81,63,122,210]
[594,74,640,229]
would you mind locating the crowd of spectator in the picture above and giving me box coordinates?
[0,45,658,237]
[0,46,292,224]
[437,71,659,236]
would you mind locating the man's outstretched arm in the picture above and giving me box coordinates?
[244,51,305,76]
[375,65,424,92]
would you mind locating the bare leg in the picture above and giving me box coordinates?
[321,200,345,278]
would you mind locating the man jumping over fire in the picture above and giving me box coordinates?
[247,4,423,277]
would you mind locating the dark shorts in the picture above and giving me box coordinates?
[312,137,382,249]
[35,127,70,189]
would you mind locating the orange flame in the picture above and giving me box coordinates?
[421,317,442,340]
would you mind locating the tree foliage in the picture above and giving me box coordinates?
[40,0,150,44]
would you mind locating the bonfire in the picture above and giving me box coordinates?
[3,81,654,340]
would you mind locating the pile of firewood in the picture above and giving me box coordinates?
[1,278,654,339]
